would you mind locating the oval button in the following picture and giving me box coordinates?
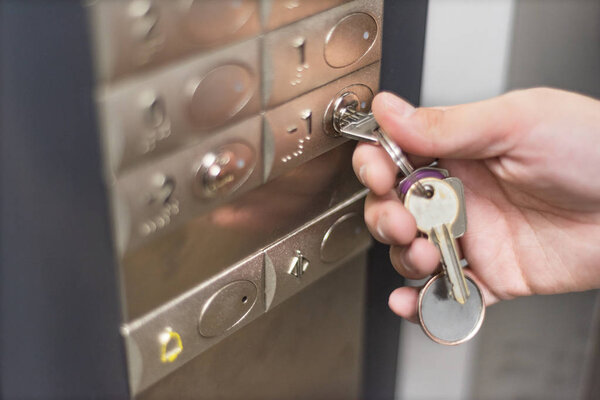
[324,13,378,68]
[188,64,255,130]
[198,280,258,338]
[179,0,257,46]
[321,212,371,263]
[192,141,256,199]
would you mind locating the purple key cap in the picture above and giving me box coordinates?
[399,169,445,195]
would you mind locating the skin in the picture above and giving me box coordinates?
[352,88,600,323]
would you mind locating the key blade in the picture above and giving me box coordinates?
[432,224,470,304]
[339,115,379,143]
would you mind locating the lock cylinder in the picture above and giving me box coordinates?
[323,84,374,138]
[192,142,256,199]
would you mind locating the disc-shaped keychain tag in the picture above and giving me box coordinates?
[418,273,485,345]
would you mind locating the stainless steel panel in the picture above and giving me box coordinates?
[261,0,349,31]
[263,62,379,180]
[121,143,363,320]
[112,116,263,254]
[98,38,261,174]
[122,252,265,395]
[264,195,370,310]
[137,254,367,400]
[89,0,261,82]
[122,192,370,394]
[262,0,382,107]
[321,212,368,263]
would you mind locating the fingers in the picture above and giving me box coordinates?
[389,286,419,323]
[371,91,523,160]
[389,238,440,279]
[352,143,397,196]
[364,192,417,244]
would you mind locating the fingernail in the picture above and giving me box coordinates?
[401,251,414,273]
[383,93,416,117]
[376,213,390,242]
[358,165,368,185]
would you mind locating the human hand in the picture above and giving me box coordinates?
[353,88,600,322]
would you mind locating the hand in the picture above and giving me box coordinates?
[353,88,600,322]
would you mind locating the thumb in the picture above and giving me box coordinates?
[372,92,523,159]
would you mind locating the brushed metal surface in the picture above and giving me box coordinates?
[320,212,370,263]
[121,143,364,319]
[97,37,261,174]
[262,0,382,107]
[122,192,370,394]
[122,252,265,395]
[324,12,379,68]
[137,253,367,400]
[261,0,349,31]
[264,62,379,180]
[89,0,261,82]
[112,116,263,254]
[263,193,369,311]
[187,64,256,130]
[197,280,258,338]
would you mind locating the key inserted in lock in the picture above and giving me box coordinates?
[325,91,429,197]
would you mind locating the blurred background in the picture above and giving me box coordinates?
[398,0,600,399]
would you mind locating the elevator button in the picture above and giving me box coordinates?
[198,280,258,338]
[192,142,256,199]
[262,2,382,107]
[324,13,378,68]
[179,0,259,47]
[321,212,371,263]
[187,64,256,130]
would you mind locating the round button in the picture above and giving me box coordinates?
[324,12,378,68]
[198,280,258,338]
[179,0,257,46]
[321,212,371,263]
[188,64,255,130]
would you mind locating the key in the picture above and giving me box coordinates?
[330,95,485,344]
[403,177,470,304]
[335,101,430,197]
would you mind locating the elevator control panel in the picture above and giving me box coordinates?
[89,0,382,394]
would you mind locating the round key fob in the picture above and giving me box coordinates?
[418,274,485,345]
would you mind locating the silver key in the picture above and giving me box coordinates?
[404,177,470,304]
[334,100,430,196]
